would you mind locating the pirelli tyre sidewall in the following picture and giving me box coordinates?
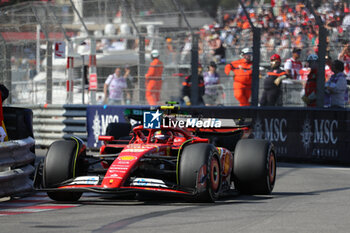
[43,139,84,201]
[233,139,276,195]
[179,143,221,202]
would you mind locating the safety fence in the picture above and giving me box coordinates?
[10,64,310,107]
[2,1,348,107]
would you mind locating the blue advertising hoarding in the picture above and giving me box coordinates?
[86,105,144,148]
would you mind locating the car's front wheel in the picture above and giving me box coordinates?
[179,143,221,202]
[43,140,84,201]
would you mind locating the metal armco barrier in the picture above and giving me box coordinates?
[29,104,87,147]
[0,137,35,198]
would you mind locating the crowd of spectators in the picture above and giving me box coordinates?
[193,0,349,65]
[95,0,350,107]
[8,0,350,107]
[179,0,350,107]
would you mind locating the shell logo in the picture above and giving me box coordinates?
[118,156,137,161]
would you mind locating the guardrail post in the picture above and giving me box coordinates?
[138,35,146,104]
[251,28,261,106]
[316,27,327,108]
[191,34,199,105]
[46,41,53,104]
[4,44,12,104]
[89,38,97,105]
[67,50,74,104]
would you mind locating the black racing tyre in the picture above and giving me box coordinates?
[43,140,83,201]
[233,139,276,195]
[179,143,221,202]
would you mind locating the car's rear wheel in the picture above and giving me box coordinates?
[233,139,276,195]
[179,143,221,202]
[43,140,83,201]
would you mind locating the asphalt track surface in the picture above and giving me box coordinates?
[1,151,350,233]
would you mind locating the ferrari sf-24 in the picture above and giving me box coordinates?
[34,106,276,202]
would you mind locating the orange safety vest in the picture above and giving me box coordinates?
[145,58,164,80]
[0,93,7,141]
[225,58,252,89]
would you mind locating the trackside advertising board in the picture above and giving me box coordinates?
[250,109,349,163]
[86,105,142,148]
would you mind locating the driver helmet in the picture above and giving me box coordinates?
[153,130,171,143]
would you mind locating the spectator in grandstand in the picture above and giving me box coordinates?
[325,60,348,108]
[300,55,334,83]
[224,47,253,106]
[180,35,192,63]
[165,37,176,65]
[299,62,311,83]
[209,34,226,64]
[203,61,221,106]
[260,54,287,106]
[103,67,127,105]
[28,63,37,80]
[145,50,164,105]
[109,39,127,51]
[302,54,319,107]
[0,83,9,142]
[341,11,350,31]
[284,47,302,80]
[277,31,291,61]
[181,64,205,106]
[123,66,137,105]
[325,55,334,82]
[338,42,350,80]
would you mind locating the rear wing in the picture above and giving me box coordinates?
[124,102,252,128]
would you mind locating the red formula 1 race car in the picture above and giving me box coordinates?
[34,107,276,202]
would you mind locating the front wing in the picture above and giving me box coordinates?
[37,185,195,198]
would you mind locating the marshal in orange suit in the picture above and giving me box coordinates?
[224,48,253,106]
[145,50,164,105]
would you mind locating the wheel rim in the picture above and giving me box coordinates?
[268,152,276,184]
[210,157,220,191]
